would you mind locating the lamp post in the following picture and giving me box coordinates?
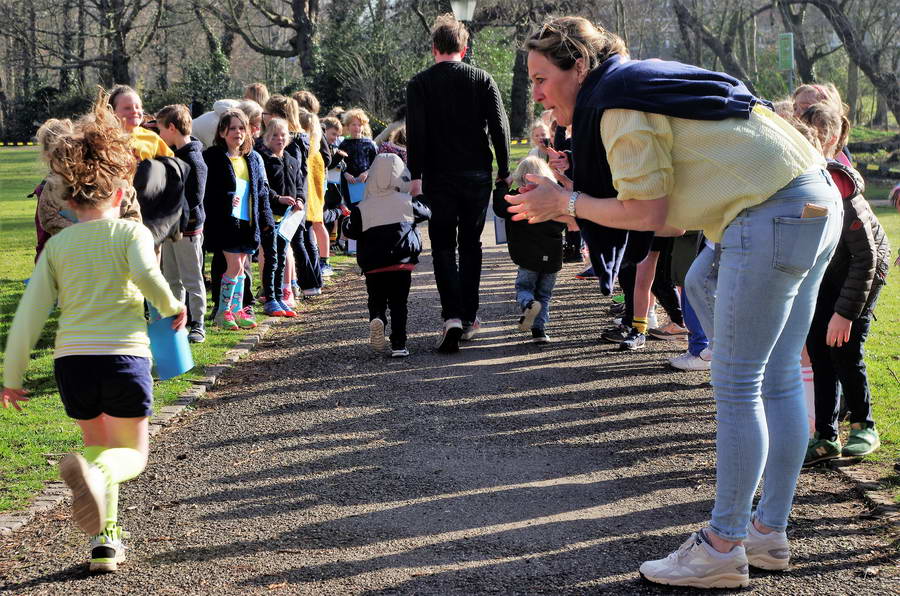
[450,0,477,64]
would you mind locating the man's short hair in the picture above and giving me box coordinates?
[156,104,192,135]
[431,13,469,55]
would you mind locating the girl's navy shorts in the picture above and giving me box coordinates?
[54,355,153,420]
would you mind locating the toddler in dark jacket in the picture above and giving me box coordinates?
[342,153,430,357]
[492,156,566,343]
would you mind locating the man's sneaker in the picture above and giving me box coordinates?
[276,299,296,318]
[518,301,541,331]
[531,328,550,343]
[59,454,107,536]
[600,323,630,343]
[263,300,287,317]
[619,328,646,350]
[639,531,750,589]
[842,424,880,457]
[804,433,841,466]
[321,263,335,277]
[235,306,258,329]
[369,318,386,352]
[669,348,712,371]
[575,267,596,280]
[436,318,463,353]
[461,319,482,341]
[187,322,206,344]
[89,524,128,572]
[302,287,322,297]
[743,521,790,571]
[649,321,689,340]
[391,347,409,358]
[214,310,239,331]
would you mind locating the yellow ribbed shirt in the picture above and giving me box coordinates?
[306,150,325,223]
[131,126,174,161]
[3,218,182,390]
[600,105,824,241]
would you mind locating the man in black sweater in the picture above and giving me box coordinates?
[406,13,511,354]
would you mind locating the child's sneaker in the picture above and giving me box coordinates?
[639,530,750,589]
[600,323,629,343]
[187,321,206,344]
[461,319,481,341]
[531,328,550,343]
[235,306,258,329]
[214,310,239,331]
[575,267,596,280]
[436,318,463,353]
[89,524,128,572]
[276,299,296,318]
[369,318,386,352]
[842,423,880,457]
[59,454,107,536]
[263,300,287,317]
[518,301,541,331]
[321,263,335,277]
[619,328,646,350]
[302,287,322,297]
[391,347,410,358]
[743,521,790,570]
[803,433,841,466]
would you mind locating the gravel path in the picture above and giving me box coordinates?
[2,228,898,595]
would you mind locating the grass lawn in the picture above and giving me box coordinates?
[0,147,349,511]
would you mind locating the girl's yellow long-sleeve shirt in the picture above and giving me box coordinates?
[306,150,325,223]
[3,218,182,390]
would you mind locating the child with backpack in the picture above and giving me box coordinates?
[3,95,186,572]
[342,153,430,357]
[493,156,567,343]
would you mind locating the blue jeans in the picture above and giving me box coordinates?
[684,169,842,541]
[681,260,710,357]
[515,268,557,330]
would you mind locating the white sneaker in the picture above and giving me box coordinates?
[669,349,712,371]
[640,531,750,589]
[743,521,790,570]
[390,347,409,358]
[461,319,481,341]
[59,454,107,536]
[436,318,463,353]
[90,524,128,572]
[518,301,541,331]
[369,319,386,352]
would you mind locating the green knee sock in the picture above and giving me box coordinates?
[82,446,124,530]
[93,447,146,485]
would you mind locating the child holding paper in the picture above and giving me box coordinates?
[259,117,304,317]
[3,94,186,572]
[338,109,377,255]
[202,109,274,330]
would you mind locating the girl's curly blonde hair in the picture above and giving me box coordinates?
[43,88,136,208]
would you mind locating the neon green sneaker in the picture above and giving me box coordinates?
[89,524,128,572]
[803,433,841,466]
[214,310,239,331]
[842,424,880,457]
[235,306,258,329]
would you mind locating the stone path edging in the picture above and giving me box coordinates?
[0,318,279,536]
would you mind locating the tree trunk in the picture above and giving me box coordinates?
[60,0,76,93]
[873,94,888,128]
[510,47,532,138]
[847,58,859,123]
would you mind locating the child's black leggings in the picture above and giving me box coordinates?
[365,270,412,350]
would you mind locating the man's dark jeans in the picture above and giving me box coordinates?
[425,170,493,323]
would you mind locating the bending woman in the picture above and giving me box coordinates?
[508,17,842,590]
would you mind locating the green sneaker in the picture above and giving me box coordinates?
[842,424,880,457]
[235,306,258,329]
[804,433,841,466]
[89,524,128,572]
[214,310,239,331]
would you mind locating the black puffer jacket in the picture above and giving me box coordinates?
[821,160,890,320]
[491,181,566,274]
[173,138,208,236]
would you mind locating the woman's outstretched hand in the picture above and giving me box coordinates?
[505,174,567,223]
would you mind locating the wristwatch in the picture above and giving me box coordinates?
[567,191,581,218]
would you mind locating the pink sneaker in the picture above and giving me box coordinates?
[235,306,258,329]
[281,287,295,308]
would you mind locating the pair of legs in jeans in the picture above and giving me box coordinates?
[261,221,322,300]
[684,170,842,542]
[426,171,492,325]
[515,268,556,330]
